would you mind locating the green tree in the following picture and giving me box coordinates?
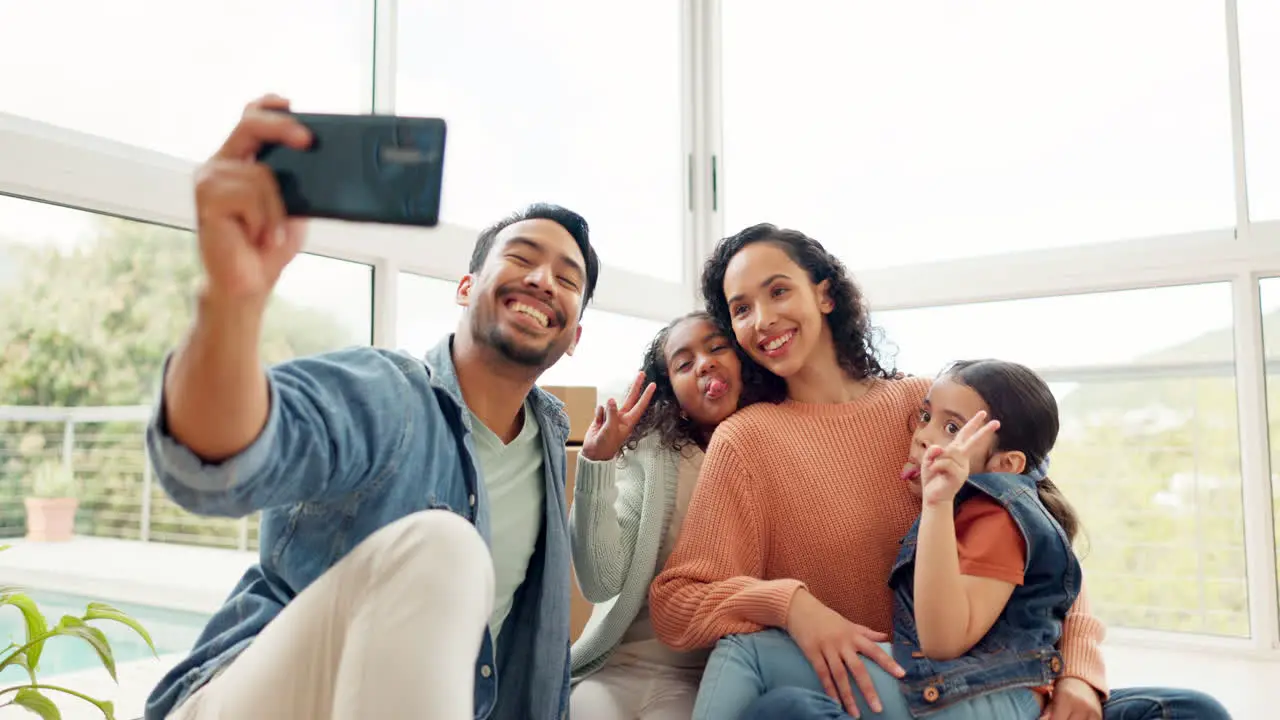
[1052,376,1249,636]
[0,217,359,544]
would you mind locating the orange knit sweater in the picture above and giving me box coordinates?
[649,375,1109,696]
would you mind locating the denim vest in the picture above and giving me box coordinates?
[888,472,1081,717]
[142,336,572,720]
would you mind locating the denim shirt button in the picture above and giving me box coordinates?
[923,686,940,703]
[1049,656,1062,673]
[469,493,476,507]
[480,664,492,678]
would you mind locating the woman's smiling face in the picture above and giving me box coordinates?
[722,241,831,379]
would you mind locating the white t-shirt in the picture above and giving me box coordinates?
[469,401,545,650]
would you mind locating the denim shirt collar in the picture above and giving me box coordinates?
[423,335,570,440]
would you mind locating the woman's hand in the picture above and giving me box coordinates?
[581,372,656,462]
[785,589,905,718]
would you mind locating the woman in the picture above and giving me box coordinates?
[649,224,1108,720]
[569,311,771,718]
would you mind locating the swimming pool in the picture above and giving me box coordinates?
[0,589,210,681]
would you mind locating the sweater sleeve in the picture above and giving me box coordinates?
[1058,576,1110,698]
[569,450,649,602]
[649,435,806,650]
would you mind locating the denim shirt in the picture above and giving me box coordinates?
[888,472,1082,717]
[142,336,572,720]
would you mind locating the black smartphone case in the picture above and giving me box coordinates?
[256,112,447,227]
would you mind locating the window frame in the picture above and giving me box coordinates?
[694,0,1278,653]
[0,0,1276,654]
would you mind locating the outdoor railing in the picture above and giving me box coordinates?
[0,404,258,551]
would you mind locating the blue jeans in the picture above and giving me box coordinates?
[740,684,1232,720]
[695,629,1040,720]
[1103,686,1232,719]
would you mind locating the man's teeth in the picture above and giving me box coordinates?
[764,332,792,351]
[512,302,549,328]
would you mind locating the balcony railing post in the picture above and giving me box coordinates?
[238,516,249,552]
[60,419,74,472]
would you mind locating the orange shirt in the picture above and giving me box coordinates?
[954,495,1027,586]
[649,376,1109,697]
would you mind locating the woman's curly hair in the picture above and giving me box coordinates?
[700,223,898,385]
[623,311,777,454]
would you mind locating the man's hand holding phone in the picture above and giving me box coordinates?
[195,95,312,310]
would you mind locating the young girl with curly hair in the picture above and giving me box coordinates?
[568,311,772,719]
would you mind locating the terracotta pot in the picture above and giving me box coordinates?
[24,497,79,542]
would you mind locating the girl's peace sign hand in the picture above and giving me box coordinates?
[920,411,1000,507]
[581,372,657,462]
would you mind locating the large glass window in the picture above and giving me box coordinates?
[397,271,665,402]
[1255,278,1280,620]
[721,1,1235,269]
[1239,0,1280,221]
[396,273,462,359]
[874,283,1247,636]
[395,0,686,282]
[0,196,373,548]
[0,0,368,160]
[540,311,666,402]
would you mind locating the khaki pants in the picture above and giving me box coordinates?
[172,510,495,720]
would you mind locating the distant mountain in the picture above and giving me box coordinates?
[1058,309,1280,414]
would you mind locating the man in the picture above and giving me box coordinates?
[144,95,598,720]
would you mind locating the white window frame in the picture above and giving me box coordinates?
[692,0,1279,654]
[0,0,697,348]
[1,0,1276,655]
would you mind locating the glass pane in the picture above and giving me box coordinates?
[1256,277,1280,623]
[397,271,666,402]
[395,0,686,282]
[0,195,373,550]
[396,272,463,359]
[0,0,368,160]
[722,1,1235,269]
[541,311,667,403]
[1239,0,1280,220]
[875,284,1247,636]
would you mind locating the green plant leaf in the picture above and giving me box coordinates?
[1,592,48,668]
[83,602,156,656]
[4,647,39,684]
[12,688,60,720]
[52,616,116,681]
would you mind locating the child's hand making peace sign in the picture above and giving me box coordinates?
[919,411,1001,506]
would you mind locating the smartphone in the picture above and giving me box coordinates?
[256,112,447,227]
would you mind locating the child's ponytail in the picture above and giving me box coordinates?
[1028,459,1081,544]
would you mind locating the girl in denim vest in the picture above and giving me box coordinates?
[743,358,1230,720]
[889,358,1083,718]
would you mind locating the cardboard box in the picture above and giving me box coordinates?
[543,386,598,444]
[565,445,594,642]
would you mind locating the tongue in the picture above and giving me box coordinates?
[706,378,728,399]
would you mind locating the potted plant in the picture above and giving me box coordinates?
[1,545,156,719]
[24,461,79,543]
